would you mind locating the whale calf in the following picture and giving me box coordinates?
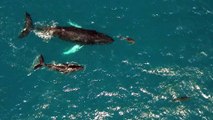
[34,54,84,74]
[19,12,114,45]
[118,35,135,44]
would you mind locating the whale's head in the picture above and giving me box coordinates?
[93,33,114,44]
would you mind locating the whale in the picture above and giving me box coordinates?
[19,12,114,45]
[34,54,84,74]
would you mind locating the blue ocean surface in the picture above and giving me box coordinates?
[1,0,213,119]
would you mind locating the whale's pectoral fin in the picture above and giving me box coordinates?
[67,20,82,28]
[19,28,30,38]
[63,44,84,55]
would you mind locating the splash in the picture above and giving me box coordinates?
[63,44,83,55]
[33,30,53,41]
[33,21,58,41]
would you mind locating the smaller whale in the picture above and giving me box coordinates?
[173,96,190,102]
[19,12,114,45]
[118,35,135,44]
[34,54,84,74]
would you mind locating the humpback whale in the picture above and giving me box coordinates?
[34,54,84,74]
[19,12,114,45]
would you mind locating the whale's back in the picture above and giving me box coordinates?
[52,26,114,44]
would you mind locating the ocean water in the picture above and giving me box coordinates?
[1,0,213,119]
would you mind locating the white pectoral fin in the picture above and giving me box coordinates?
[67,20,82,28]
[63,44,84,55]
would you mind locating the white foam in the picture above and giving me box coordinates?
[33,21,58,41]
[94,111,111,120]
[140,88,154,97]
[33,30,53,41]
[195,85,211,99]
[63,88,80,92]
[96,91,119,98]
[142,67,176,77]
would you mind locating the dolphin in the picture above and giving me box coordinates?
[34,54,84,74]
[173,96,190,102]
[19,12,114,45]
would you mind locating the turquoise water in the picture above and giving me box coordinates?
[1,0,213,119]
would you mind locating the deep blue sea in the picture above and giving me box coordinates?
[1,0,213,120]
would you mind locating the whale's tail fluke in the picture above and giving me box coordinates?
[34,54,45,70]
[19,12,33,38]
